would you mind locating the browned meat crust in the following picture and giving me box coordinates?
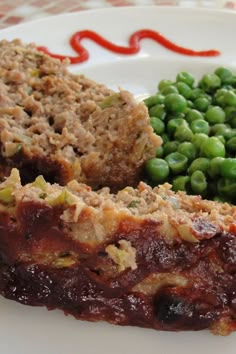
[0,39,161,190]
[0,170,235,335]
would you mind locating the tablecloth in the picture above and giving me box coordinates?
[0,0,236,29]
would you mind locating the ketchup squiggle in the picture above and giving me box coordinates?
[37,29,220,64]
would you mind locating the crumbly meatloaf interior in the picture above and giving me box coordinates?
[0,39,161,189]
[0,169,235,335]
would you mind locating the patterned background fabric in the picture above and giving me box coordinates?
[0,1,235,29]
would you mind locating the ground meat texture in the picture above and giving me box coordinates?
[0,170,235,335]
[0,39,161,190]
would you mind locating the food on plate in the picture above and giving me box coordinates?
[0,169,235,335]
[0,39,161,190]
[144,68,236,203]
[0,38,236,336]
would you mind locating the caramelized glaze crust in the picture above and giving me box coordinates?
[0,170,235,335]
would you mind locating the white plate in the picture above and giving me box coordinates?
[0,6,236,354]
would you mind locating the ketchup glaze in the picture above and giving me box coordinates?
[37,29,220,64]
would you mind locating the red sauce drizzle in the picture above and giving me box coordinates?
[37,29,220,64]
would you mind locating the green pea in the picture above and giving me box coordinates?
[191,133,209,151]
[215,88,228,100]
[220,158,236,179]
[224,106,236,122]
[172,176,190,192]
[194,97,210,112]
[208,157,225,178]
[164,93,187,113]
[176,71,195,87]
[156,146,164,158]
[165,152,188,174]
[205,106,226,124]
[226,137,236,154]
[145,158,169,183]
[163,141,180,155]
[190,170,207,195]
[222,91,236,106]
[202,136,225,158]
[188,157,210,175]
[149,104,166,120]
[165,112,185,121]
[216,135,226,145]
[217,178,236,200]
[215,94,226,107]
[199,73,221,92]
[190,119,210,135]
[177,142,197,162]
[158,79,174,92]
[214,90,226,107]
[190,88,204,100]
[211,123,229,133]
[187,100,194,108]
[211,123,233,140]
[174,125,193,142]
[167,118,188,136]
[215,67,234,85]
[150,117,165,135]
[185,109,204,123]
[161,85,179,95]
[203,93,213,102]
[144,93,165,108]
[175,82,192,99]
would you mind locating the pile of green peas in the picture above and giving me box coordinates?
[144,67,236,204]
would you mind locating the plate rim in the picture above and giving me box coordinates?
[0,5,236,35]
[0,5,236,354]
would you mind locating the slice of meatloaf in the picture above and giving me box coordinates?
[0,169,235,335]
[0,39,161,190]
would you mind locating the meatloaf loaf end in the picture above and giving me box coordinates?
[0,39,161,190]
[0,169,235,335]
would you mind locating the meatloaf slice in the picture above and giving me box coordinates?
[0,39,161,190]
[0,169,235,335]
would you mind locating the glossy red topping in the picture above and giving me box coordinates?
[0,201,235,333]
[37,29,220,64]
